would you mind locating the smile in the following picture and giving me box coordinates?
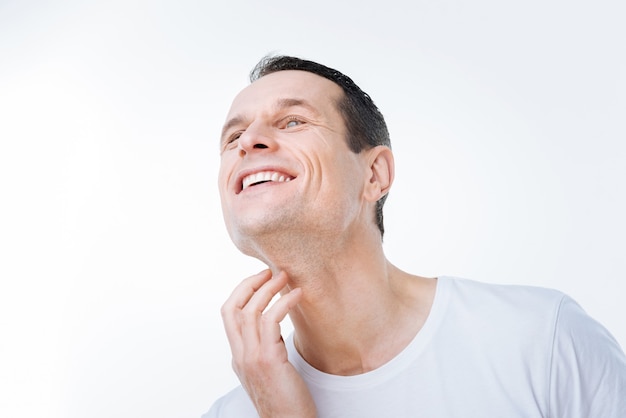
[241,171,294,191]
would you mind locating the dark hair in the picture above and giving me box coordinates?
[250,55,392,238]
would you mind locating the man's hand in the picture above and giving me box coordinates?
[221,270,317,418]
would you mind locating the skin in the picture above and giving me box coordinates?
[218,70,437,418]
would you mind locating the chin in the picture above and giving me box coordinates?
[230,234,273,265]
[227,220,280,254]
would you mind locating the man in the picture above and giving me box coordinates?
[206,55,626,417]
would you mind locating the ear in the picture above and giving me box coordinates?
[363,146,394,203]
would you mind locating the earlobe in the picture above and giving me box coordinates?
[364,146,394,202]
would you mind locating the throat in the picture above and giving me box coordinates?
[287,268,437,376]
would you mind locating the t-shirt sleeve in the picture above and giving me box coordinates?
[548,295,626,417]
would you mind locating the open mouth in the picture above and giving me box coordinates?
[240,170,294,192]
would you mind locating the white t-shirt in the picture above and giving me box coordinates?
[204,277,626,417]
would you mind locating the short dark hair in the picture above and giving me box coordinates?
[250,55,392,238]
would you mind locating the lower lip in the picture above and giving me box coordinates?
[240,179,294,194]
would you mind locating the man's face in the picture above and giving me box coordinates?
[218,70,369,254]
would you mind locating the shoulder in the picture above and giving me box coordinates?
[438,277,626,416]
[203,386,257,418]
[549,294,626,416]
[439,276,566,320]
[434,276,568,358]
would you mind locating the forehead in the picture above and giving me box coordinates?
[226,70,344,119]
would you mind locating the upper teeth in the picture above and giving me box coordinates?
[242,171,292,190]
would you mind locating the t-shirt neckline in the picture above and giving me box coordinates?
[286,276,452,391]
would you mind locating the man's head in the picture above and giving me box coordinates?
[249,56,392,237]
[218,56,394,259]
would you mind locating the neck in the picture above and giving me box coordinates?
[245,225,437,376]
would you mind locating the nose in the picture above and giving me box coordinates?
[237,121,276,157]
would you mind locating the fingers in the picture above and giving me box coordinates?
[242,270,289,315]
[260,287,302,345]
[221,269,301,357]
[239,271,290,348]
[219,270,316,417]
[224,269,273,311]
[221,269,272,353]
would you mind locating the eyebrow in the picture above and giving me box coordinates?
[274,98,320,115]
[220,97,321,144]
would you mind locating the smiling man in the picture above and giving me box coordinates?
[205,55,626,418]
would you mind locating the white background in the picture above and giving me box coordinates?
[1,1,624,417]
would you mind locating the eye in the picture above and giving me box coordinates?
[222,131,242,151]
[284,116,304,129]
[229,132,242,143]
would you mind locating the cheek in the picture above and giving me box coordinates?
[317,154,365,208]
[217,157,234,194]
[329,150,364,181]
[217,169,226,193]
